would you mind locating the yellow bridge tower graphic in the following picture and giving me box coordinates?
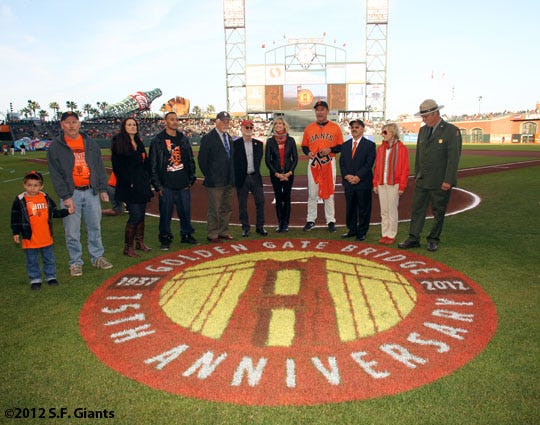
[159,252,417,346]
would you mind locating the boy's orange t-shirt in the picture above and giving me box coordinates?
[22,193,53,249]
[65,135,90,187]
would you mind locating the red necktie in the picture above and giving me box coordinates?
[351,140,358,157]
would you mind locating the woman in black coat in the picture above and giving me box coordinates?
[264,117,298,232]
[111,118,153,257]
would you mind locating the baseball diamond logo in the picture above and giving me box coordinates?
[80,239,497,406]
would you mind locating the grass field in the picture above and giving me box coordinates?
[1,145,539,424]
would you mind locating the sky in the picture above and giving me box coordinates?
[1,0,538,120]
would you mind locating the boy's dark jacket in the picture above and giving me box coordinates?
[11,191,69,241]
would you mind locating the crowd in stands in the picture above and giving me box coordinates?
[8,116,276,145]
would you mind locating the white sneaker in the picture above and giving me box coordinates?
[92,257,113,270]
[70,264,83,277]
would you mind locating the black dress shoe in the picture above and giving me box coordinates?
[181,234,198,244]
[281,225,289,232]
[242,229,250,237]
[427,241,439,252]
[356,235,366,241]
[341,232,356,238]
[256,228,268,236]
[398,239,421,249]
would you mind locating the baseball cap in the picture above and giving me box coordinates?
[216,111,231,121]
[60,111,79,121]
[313,100,329,109]
[241,119,253,127]
[349,119,365,128]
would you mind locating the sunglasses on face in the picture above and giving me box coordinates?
[381,130,388,135]
[244,126,253,130]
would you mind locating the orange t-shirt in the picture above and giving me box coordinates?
[22,193,53,249]
[65,135,90,187]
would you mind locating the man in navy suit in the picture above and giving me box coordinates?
[198,111,235,242]
[339,119,376,241]
[233,119,267,237]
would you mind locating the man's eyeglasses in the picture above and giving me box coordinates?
[244,126,254,130]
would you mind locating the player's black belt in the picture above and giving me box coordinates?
[75,185,91,191]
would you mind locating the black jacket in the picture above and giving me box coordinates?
[111,137,153,204]
[339,137,376,191]
[233,137,264,188]
[198,128,234,187]
[265,135,298,176]
[149,129,196,191]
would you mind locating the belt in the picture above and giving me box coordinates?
[75,185,91,191]
[247,172,256,176]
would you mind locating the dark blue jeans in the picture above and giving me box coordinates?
[25,244,56,284]
[126,202,147,225]
[159,187,194,242]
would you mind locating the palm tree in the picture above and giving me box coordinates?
[83,103,92,117]
[206,105,216,116]
[49,101,60,120]
[39,110,49,121]
[20,107,32,118]
[97,101,108,112]
[27,100,40,117]
[66,101,77,111]
[192,105,202,118]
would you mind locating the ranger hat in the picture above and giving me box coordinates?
[415,99,444,116]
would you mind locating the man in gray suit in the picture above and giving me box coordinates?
[198,111,235,242]
[398,99,462,252]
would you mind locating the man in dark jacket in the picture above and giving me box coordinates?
[339,119,376,241]
[149,112,197,249]
[198,111,235,242]
[233,119,267,237]
[47,112,112,277]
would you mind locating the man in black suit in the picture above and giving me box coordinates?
[339,119,376,241]
[198,111,235,242]
[233,119,267,237]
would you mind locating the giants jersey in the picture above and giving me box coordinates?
[301,121,343,157]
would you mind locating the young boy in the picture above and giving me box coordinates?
[11,171,73,290]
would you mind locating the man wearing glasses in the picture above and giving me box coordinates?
[232,119,267,237]
[398,99,462,252]
[339,119,376,241]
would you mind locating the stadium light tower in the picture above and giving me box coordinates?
[366,0,389,120]
[223,0,247,114]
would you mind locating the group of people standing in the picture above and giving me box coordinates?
[299,98,461,253]
[11,98,461,290]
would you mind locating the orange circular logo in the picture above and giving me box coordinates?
[80,240,497,405]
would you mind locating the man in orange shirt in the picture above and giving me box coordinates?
[301,101,343,232]
[47,112,113,277]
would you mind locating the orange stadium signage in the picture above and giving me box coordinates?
[80,239,497,406]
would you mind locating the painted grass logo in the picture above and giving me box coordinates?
[80,240,497,406]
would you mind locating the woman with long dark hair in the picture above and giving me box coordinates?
[264,117,298,232]
[111,117,153,257]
